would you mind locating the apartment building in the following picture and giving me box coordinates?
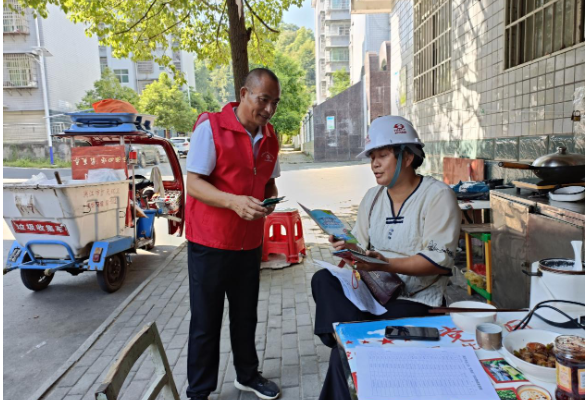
[3,1,100,143]
[312,0,352,103]
[99,44,195,94]
[349,13,390,84]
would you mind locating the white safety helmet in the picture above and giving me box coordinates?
[357,116,425,188]
[356,116,425,159]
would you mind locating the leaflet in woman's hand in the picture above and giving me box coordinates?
[298,203,358,244]
[333,249,389,265]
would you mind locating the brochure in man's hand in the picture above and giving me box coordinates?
[298,203,358,244]
[262,196,286,207]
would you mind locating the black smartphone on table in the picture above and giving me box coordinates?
[385,326,440,341]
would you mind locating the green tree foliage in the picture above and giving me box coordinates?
[267,52,311,136]
[275,25,315,95]
[193,23,315,130]
[330,68,350,97]
[209,64,235,103]
[194,59,235,104]
[187,88,221,114]
[19,0,302,97]
[193,59,214,94]
[275,23,299,49]
[77,68,140,109]
[138,72,197,133]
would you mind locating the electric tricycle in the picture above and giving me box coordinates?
[4,112,185,293]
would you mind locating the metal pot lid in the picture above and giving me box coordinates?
[539,258,585,275]
[532,147,585,168]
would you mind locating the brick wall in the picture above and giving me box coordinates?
[311,82,365,161]
[364,51,391,123]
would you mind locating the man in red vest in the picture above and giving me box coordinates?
[184,68,281,400]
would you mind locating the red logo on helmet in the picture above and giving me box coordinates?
[365,134,371,144]
[394,123,407,134]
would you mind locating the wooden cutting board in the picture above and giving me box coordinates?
[443,157,485,185]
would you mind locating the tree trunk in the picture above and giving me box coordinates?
[226,0,250,101]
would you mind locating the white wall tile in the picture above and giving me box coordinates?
[555,70,565,86]
[564,67,575,85]
[388,0,583,156]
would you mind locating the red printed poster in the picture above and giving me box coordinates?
[71,146,127,180]
[11,220,70,236]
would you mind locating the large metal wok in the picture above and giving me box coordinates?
[498,146,585,183]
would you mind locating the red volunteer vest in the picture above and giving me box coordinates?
[185,102,279,250]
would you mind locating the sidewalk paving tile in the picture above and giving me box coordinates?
[40,205,473,400]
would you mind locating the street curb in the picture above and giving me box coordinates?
[29,241,188,400]
[2,167,71,170]
[2,167,71,172]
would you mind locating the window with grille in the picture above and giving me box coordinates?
[338,26,350,35]
[330,0,350,9]
[51,123,66,135]
[114,69,129,83]
[330,48,349,62]
[138,80,155,93]
[3,54,37,88]
[505,0,585,69]
[3,0,29,34]
[413,0,452,102]
[137,61,153,73]
[100,57,108,73]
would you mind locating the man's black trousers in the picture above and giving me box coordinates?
[186,241,261,398]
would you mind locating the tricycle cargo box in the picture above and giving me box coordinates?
[3,180,130,259]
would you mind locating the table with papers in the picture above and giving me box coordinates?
[333,313,584,400]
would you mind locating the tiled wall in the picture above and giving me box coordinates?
[390,0,585,182]
[421,134,585,182]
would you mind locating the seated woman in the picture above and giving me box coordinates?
[311,116,461,400]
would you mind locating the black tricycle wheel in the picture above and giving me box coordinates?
[97,253,127,293]
[21,268,54,291]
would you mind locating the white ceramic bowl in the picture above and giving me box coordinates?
[449,301,497,334]
[549,186,585,202]
[517,385,552,400]
[501,329,560,383]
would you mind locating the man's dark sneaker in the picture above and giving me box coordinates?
[234,373,281,400]
[189,395,209,400]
